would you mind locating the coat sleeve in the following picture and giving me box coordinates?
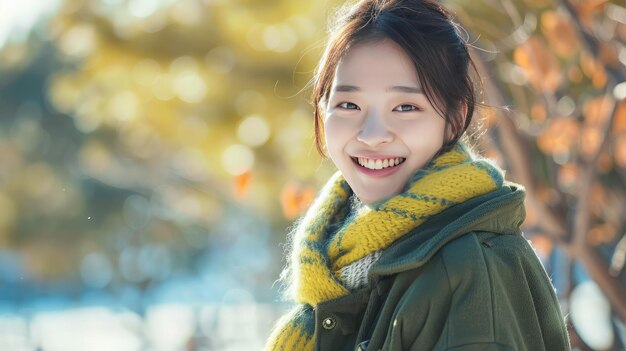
[395,232,571,351]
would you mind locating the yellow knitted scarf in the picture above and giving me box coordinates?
[264,141,505,350]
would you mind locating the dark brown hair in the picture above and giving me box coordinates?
[310,0,482,158]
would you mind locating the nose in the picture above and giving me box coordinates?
[356,112,393,146]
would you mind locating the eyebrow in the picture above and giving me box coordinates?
[332,85,423,94]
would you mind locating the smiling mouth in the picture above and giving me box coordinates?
[350,156,406,170]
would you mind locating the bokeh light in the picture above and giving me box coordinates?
[237,115,270,147]
[221,144,255,176]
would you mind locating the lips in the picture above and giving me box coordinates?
[348,155,405,180]
[350,156,406,170]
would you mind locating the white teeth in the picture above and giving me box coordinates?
[355,157,405,170]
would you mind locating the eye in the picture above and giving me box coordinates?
[337,102,360,110]
[394,104,421,112]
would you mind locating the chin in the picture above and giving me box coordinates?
[354,187,395,206]
[347,174,401,200]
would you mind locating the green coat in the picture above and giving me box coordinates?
[312,182,571,350]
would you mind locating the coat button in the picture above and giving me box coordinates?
[322,316,337,330]
[356,339,370,350]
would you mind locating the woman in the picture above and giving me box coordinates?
[264,0,571,350]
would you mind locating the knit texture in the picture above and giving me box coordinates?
[264,141,506,351]
[338,250,382,290]
[332,193,379,291]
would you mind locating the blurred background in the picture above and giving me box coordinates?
[0,0,624,350]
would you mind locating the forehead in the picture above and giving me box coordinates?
[332,38,420,88]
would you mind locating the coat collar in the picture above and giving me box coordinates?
[368,181,526,283]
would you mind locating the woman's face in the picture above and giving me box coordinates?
[323,38,450,206]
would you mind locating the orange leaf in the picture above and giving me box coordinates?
[557,163,579,190]
[581,51,605,82]
[596,150,613,173]
[614,134,626,169]
[580,126,603,159]
[589,181,607,218]
[578,0,608,27]
[280,181,316,219]
[568,65,583,83]
[537,116,580,155]
[599,41,620,68]
[530,103,547,122]
[588,223,616,246]
[233,171,252,199]
[513,36,561,92]
[611,101,626,135]
[583,95,612,126]
[541,10,579,58]
[529,234,553,261]
[592,67,607,88]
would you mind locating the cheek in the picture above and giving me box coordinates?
[395,117,446,148]
[324,116,357,150]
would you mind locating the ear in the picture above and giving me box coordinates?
[450,102,469,143]
[443,102,468,144]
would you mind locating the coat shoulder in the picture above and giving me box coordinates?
[439,230,543,282]
[435,230,570,350]
[370,231,570,351]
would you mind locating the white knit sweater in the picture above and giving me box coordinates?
[337,250,382,290]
